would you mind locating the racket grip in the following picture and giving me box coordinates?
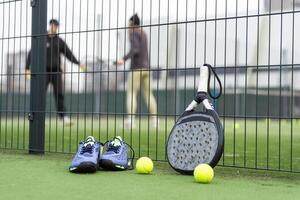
[197,64,209,93]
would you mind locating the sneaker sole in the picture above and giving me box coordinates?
[99,159,127,170]
[69,162,98,173]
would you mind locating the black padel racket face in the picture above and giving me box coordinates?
[167,64,224,175]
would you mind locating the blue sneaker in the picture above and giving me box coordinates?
[99,136,134,170]
[69,136,102,173]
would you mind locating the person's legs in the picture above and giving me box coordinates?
[141,70,158,128]
[51,72,66,119]
[126,70,141,127]
[45,73,50,91]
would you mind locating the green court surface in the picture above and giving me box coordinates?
[0,151,299,200]
[1,117,300,171]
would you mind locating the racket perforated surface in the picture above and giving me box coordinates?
[166,64,224,175]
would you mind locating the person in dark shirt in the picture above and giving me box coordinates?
[117,14,158,129]
[26,19,85,125]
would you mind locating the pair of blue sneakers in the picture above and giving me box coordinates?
[69,136,134,173]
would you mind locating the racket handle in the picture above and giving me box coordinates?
[185,64,214,111]
[197,64,209,93]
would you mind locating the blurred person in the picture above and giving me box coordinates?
[117,14,158,129]
[25,19,85,125]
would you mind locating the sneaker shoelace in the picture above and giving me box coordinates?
[103,136,135,170]
[80,136,95,154]
[79,136,96,154]
[80,143,95,154]
[106,141,121,154]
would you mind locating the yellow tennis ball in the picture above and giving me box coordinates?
[194,164,214,184]
[136,157,153,174]
[235,123,240,129]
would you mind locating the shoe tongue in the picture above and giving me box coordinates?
[84,136,95,147]
[110,136,122,147]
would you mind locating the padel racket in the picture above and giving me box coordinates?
[167,64,224,175]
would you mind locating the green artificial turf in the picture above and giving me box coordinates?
[0,117,300,172]
[0,151,299,200]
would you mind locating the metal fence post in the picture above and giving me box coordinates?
[28,0,48,154]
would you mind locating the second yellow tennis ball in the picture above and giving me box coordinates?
[194,164,214,183]
[136,157,153,174]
